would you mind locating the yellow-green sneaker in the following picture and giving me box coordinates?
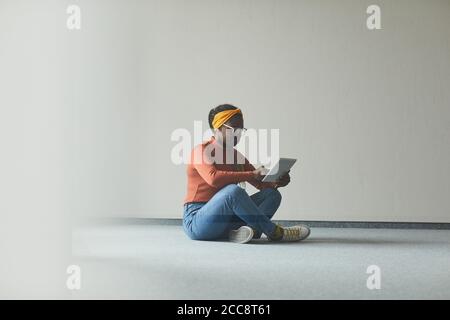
[269,224,311,242]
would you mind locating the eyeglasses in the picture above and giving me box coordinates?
[223,124,248,133]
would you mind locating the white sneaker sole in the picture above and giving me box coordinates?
[229,226,254,244]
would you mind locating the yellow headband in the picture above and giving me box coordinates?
[212,109,242,129]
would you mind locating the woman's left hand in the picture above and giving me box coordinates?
[275,171,291,188]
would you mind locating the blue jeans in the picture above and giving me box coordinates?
[183,184,281,240]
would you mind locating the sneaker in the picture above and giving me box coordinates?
[228,226,254,244]
[270,224,311,242]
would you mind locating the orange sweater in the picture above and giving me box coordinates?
[184,137,275,204]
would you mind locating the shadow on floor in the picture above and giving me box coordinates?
[236,237,449,246]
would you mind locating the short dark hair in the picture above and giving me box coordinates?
[208,104,238,129]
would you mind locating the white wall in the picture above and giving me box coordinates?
[1,0,450,225]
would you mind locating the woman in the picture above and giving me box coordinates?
[183,104,311,244]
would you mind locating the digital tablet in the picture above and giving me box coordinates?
[261,158,297,183]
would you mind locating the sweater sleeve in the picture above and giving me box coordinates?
[192,146,254,189]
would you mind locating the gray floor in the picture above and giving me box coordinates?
[71,223,450,299]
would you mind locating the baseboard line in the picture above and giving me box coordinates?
[82,217,450,230]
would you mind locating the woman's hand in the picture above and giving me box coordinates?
[275,171,291,188]
[252,166,267,180]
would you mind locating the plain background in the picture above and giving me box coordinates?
[1,0,449,299]
[1,0,449,228]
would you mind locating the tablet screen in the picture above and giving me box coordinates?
[261,158,297,183]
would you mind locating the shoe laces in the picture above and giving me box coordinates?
[284,227,300,240]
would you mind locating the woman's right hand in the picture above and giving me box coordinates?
[252,166,267,180]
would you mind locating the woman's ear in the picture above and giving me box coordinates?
[214,128,225,143]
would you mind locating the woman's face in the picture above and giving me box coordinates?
[215,114,244,147]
